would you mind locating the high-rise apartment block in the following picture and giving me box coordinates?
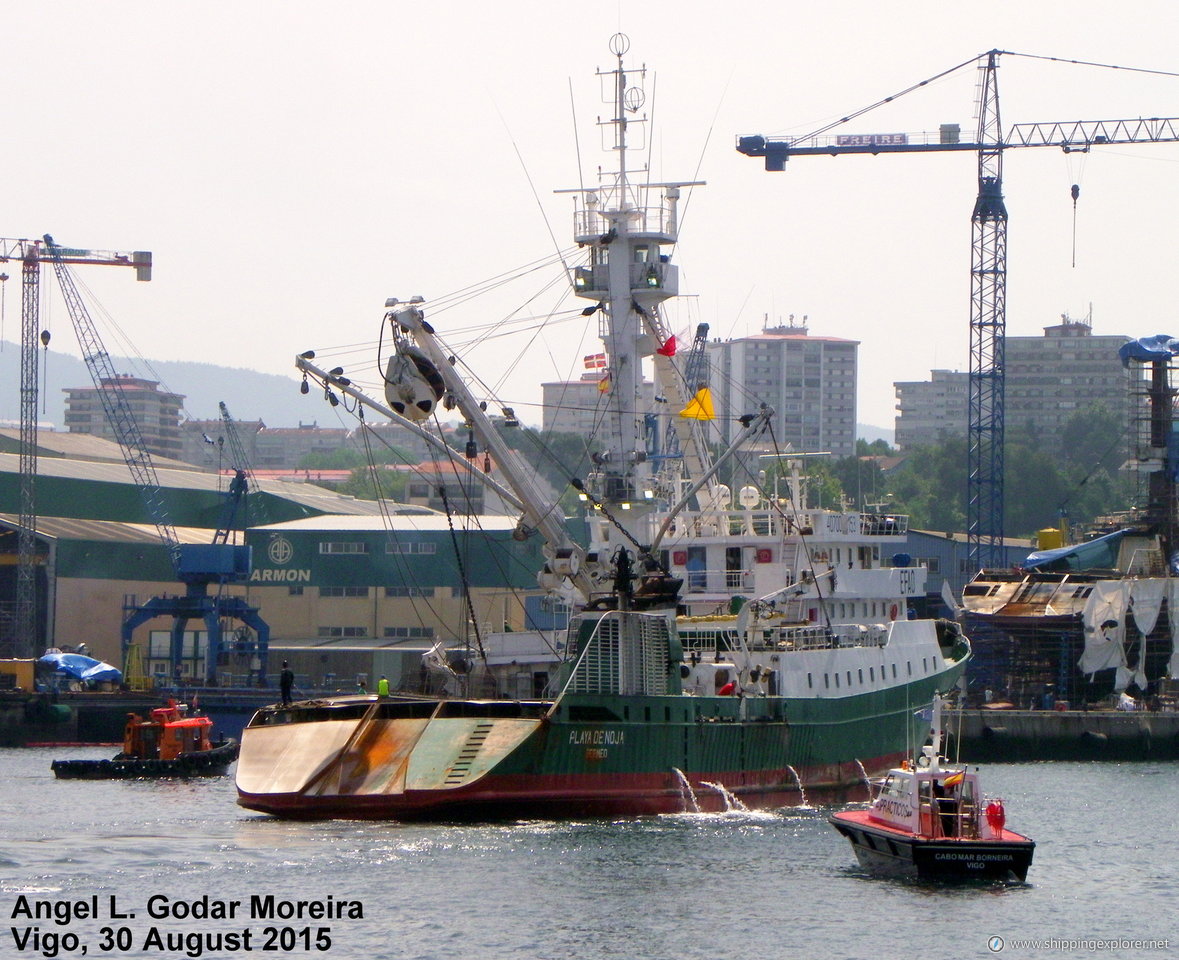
[63,375,184,460]
[706,323,859,457]
[894,316,1134,450]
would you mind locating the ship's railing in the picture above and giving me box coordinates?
[664,508,788,539]
[662,507,910,541]
[680,619,891,656]
[682,566,757,593]
[573,200,677,240]
[923,797,981,839]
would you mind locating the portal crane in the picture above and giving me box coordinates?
[737,49,1179,569]
[0,237,150,658]
[40,236,268,685]
[216,401,269,535]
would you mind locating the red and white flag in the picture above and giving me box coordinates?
[583,353,607,369]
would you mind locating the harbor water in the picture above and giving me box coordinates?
[2,749,1174,960]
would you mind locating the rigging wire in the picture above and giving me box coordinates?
[327,362,566,666]
[789,53,982,144]
[437,482,489,673]
[998,50,1179,79]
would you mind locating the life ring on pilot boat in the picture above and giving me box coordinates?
[986,800,1006,833]
[889,603,899,621]
[384,346,446,421]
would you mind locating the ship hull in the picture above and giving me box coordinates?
[237,756,898,821]
[830,810,1034,882]
[236,667,962,820]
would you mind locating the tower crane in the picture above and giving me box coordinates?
[40,236,268,686]
[0,237,150,659]
[737,49,1179,569]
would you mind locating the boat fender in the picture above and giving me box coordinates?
[986,800,1006,833]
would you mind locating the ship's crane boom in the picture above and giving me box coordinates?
[737,49,1179,569]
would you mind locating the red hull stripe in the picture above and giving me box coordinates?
[238,754,905,821]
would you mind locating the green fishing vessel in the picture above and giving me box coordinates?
[236,36,968,821]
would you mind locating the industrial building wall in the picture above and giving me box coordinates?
[244,583,538,647]
[50,576,176,667]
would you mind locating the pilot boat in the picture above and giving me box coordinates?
[829,695,1034,881]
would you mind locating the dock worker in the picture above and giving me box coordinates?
[377,675,390,697]
[280,661,294,706]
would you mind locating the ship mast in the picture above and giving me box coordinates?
[562,33,704,548]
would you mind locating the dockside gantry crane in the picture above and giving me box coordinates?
[737,49,1179,569]
[0,237,150,658]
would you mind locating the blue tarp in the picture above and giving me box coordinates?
[38,653,122,684]
[1021,528,1126,572]
[1118,335,1179,367]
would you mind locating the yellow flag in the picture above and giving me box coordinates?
[943,769,965,787]
[679,387,715,421]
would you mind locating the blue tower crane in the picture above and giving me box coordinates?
[737,49,1179,570]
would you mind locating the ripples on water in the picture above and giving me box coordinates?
[2,748,1175,960]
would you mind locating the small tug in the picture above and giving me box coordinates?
[51,700,239,779]
[829,696,1034,881]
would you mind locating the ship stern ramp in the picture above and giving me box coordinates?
[237,705,541,804]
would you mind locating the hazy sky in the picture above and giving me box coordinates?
[5,2,1179,434]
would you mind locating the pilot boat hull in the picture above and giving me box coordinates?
[830,809,1035,881]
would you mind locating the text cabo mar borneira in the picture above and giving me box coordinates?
[9,894,363,957]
